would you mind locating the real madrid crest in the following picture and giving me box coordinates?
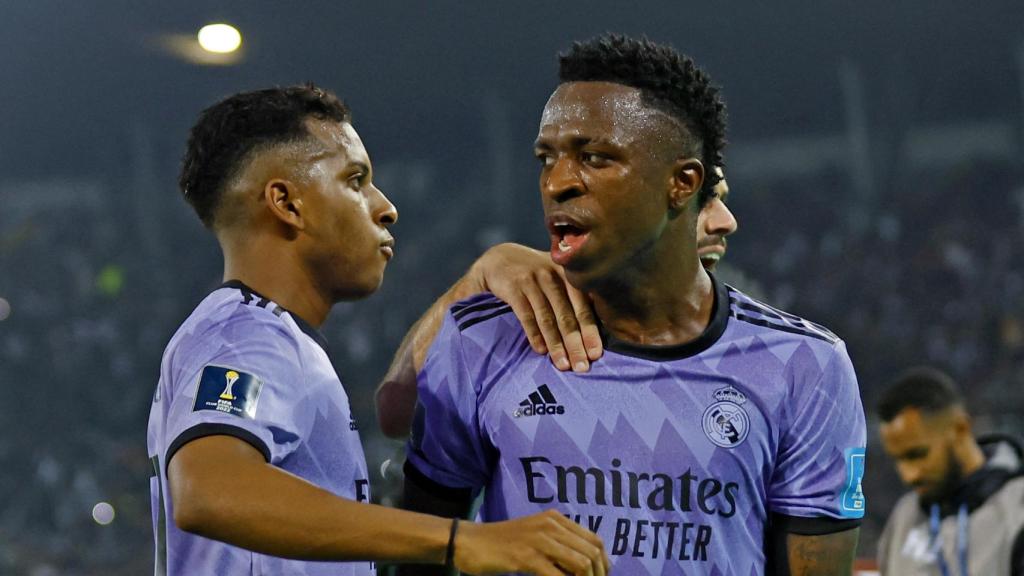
[702,386,750,448]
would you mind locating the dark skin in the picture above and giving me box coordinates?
[879,406,985,502]
[169,118,609,575]
[376,171,734,439]
[401,82,859,575]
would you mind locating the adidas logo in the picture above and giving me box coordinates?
[514,384,565,417]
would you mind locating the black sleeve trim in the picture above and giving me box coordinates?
[165,423,271,475]
[772,513,861,536]
[403,459,474,502]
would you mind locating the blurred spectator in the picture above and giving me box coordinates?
[875,366,1024,575]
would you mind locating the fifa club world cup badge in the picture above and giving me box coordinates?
[702,386,750,448]
[193,365,263,419]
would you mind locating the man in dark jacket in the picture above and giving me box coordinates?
[877,366,1024,575]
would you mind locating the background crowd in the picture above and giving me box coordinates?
[2,1,1023,573]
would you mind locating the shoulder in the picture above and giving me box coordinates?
[166,286,303,377]
[444,292,526,350]
[998,474,1024,501]
[724,284,842,347]
[425,292,530,380]
[448,292,517,333]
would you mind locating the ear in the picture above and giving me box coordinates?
[262,178,306,231]
[951,410,973,439]
[669,158,705,212]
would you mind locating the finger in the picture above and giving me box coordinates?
[544,512,606,569]
[547,529,603,576]
[551,515,608,576]
[549,511,604,546]
[503,290,547,355]
[521,278,570,371]
[563,280,602,362]
[556,265,602,363]
[536,270,590,372]
[537,535,595,576]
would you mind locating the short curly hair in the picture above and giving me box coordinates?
[179,83,351,228]
[559,34,727,203]
[877,366,964,422]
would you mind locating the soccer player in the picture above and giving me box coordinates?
[399,35,866,575]
[375,171,735,439]
[876,367,1024,575]
[697,167,736,272]
[147,84,609,576]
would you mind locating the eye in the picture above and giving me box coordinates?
[535,152,554,167]
[581,151,609,166]
[349,173,366,189]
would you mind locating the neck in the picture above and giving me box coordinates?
[221,232,331,327]
[589,254,713,346]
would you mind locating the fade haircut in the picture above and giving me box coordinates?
[877,366,964,422]
[179,83,351,228]
[558,34,728,206]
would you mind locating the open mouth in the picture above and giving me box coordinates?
[698,251,722,268]
[546,217,590,265]
[697,242,726,269]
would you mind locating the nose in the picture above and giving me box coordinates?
[541,156,584,203]
[704,199,738,237]
[897,461,922,487]
[370,185,398,226]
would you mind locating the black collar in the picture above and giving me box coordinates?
[600,272,730,362]
[219,280,329,353]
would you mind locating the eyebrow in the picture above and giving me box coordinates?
[534,136,615,150]
[346,161,371,176]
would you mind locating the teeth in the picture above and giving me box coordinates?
[558,239,571,252]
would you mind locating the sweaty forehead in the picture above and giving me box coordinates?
[538,82,681,148]
[303,118,368,164]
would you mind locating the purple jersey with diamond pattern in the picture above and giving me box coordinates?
[147,281,374,576]
[407,276,866,575]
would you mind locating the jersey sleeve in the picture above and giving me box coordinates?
[769,340,867,526]
[161,312,306,469]
[405,309,496,493]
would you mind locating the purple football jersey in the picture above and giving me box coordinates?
[408,275,866,575]
[147,281,373,575]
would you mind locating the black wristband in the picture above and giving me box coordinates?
[445,517,460,570]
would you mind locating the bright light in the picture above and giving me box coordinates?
[197,24,242,54]
[92,502,115,525]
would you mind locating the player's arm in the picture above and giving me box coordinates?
[395,462,476,576]
[765,523,859,575]
[376,242,601,438]
[169,434,607,575]
[768,341,866,576]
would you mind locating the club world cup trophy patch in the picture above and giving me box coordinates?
[192,365,263,419]
[702,386,750,448]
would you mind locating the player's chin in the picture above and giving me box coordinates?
[335,270,386,301]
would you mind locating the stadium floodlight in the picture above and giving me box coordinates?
[92,501,116,526]
[197,23,242,54]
